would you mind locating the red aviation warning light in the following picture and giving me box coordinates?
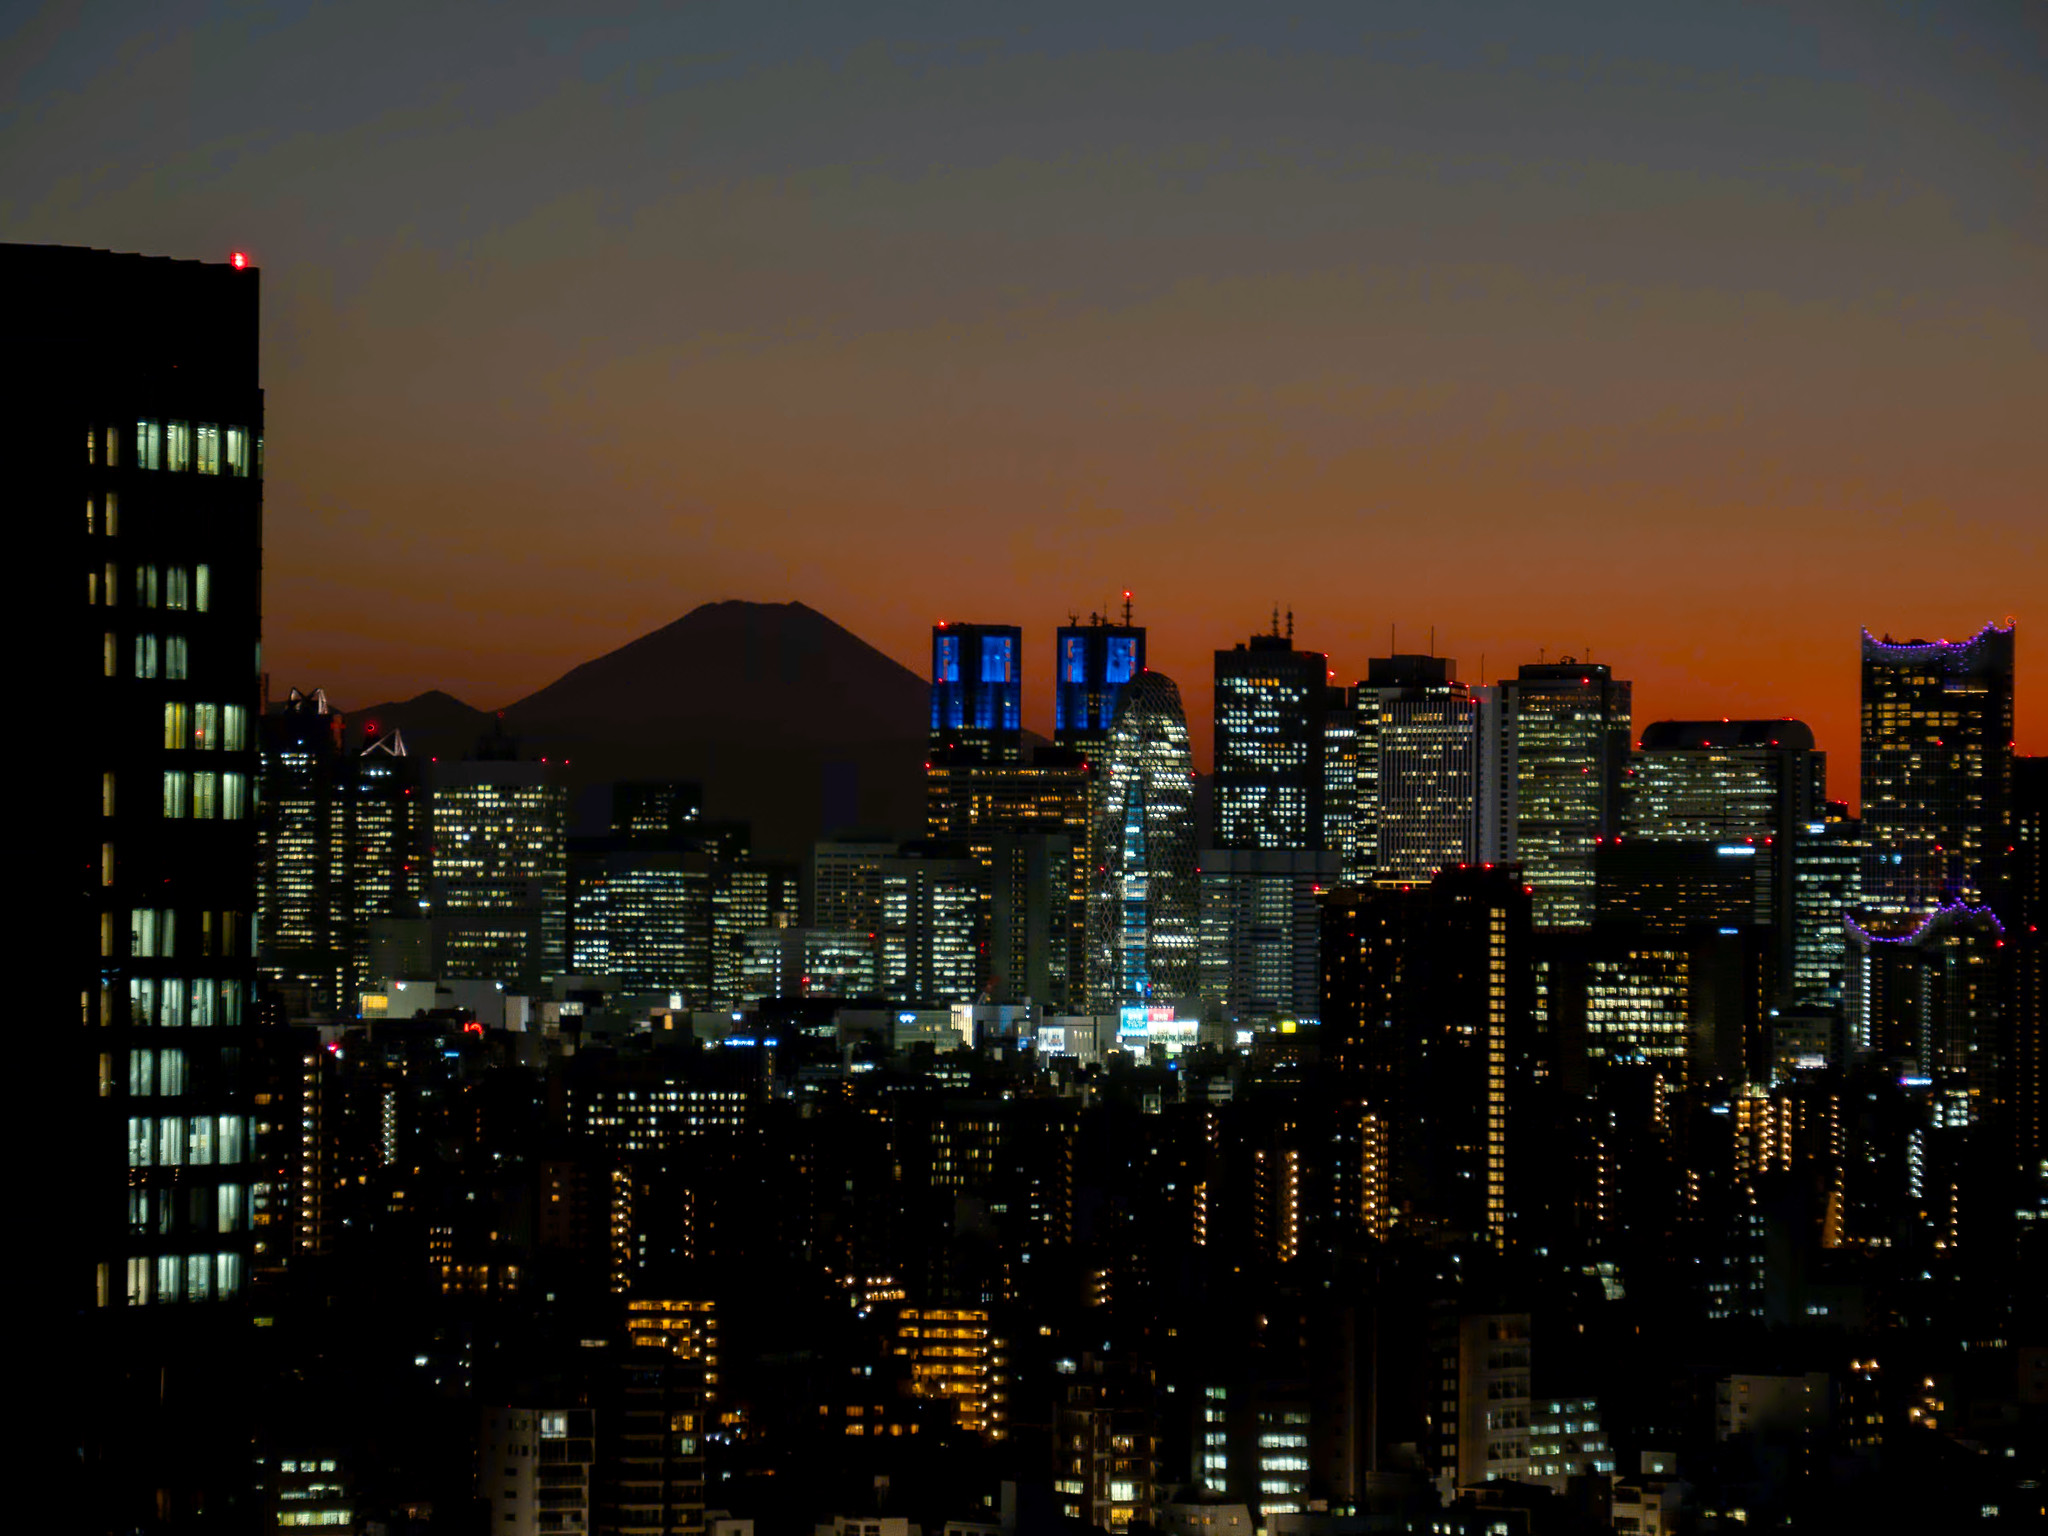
[229,250,250,270]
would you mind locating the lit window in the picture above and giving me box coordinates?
[166,421,191,472]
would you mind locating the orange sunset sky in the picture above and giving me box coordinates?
[9,2,2041,803]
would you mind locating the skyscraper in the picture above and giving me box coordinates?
[256,691,428,1016]
[41,242,266,1523]
[1860,622,2016,916]
[930,622,1023,765]
[1088,672,1199,1015]
[1352,655,1493,883]
[1496,660,1632,929]
[1055,601,1146,754]
[1320,865,1533,1247]
[1213,624,1330,852]
[431,728,569,993]
[257,686,350,1013]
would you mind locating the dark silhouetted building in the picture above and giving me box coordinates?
[38,241,266,1527]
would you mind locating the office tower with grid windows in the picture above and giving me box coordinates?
[34,242,267,1526]
[1496,661,1632,929]
[1860,622,2015,918]
[431,732,569,994]
[1213,625,1332,852]
[1352,654,1497,883]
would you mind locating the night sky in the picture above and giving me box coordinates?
[10,1,2043,799]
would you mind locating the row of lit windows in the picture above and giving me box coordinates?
[89,421,259,477]
[126,1114,248,1166]
[116,1251,247,1305]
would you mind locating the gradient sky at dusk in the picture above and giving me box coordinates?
[9,1,2043,800]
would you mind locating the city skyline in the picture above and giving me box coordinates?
[7,2,2041,794]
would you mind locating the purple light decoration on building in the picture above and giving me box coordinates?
[1844,899,2006,947]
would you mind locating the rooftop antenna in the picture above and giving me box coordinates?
[1539,645,1546,664]
[1122,589,1134,627]
[1271,602,1282,639]
[1286,606,1294,643]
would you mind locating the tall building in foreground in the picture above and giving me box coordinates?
[1497,660,1631,929]
[1861,622,2015,917]
[1087,672,1199,1015]
[1321,865,1532,1247]
[36,243,266,1524]
[1213,622,1330,852]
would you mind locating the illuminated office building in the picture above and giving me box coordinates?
[1790,811,1865,1011]
[813,837,895,933]
[1055,602,1146,753]
[1861,622,2015,916]
[1322,685,1359,865]
[431,738,569,993]
[926,752,1093,1010]
[930,622,1022,765]
[568,843,717,1002]
[257,692,427,1016]
[37,241,265,1521]
[1352,655,1496,882]
[738,926,878,1003]
[1213,624,1331,852]
[1631,719,1826,991]
[877,842,985,1004]
[711,859,798,1007]
[256,687,348,1011]
[1088,671,1199,1013]
[1497,661,1632,929]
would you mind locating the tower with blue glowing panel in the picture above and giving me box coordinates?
[931,622,1023,766]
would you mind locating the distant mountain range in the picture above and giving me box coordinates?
[342,601,930,861]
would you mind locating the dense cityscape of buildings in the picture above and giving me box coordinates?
[47,241,2045,1536]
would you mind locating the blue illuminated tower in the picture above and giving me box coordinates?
[930,623,1023,765]
[1055,595,1146,754]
